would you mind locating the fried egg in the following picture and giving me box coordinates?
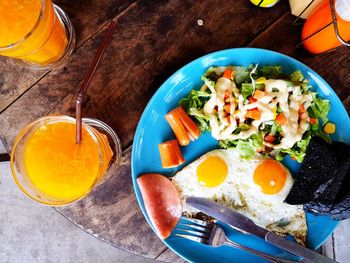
[172,148,307,245]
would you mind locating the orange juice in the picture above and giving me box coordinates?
[23,121,113,202]
[0,0,68,65]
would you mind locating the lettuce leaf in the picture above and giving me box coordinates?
[179,89,210,112]
[219,133,262,159]
[307,95,330,123]
[179,89,211,133]
[202,67,226,84]
[241,83,254,101]
[202,66,250,85]
[237,140,256,158]
[234,66,251,84]
[280,136,311,163]
[290,70,304,82]
[259,66,283,79]
[188,108,210,133]
[278,130,330,163]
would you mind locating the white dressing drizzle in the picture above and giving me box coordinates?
[203,77,313,150]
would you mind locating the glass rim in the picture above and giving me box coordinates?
[10,115,121,206]
[15,4,76,70]
[0,0,46,50]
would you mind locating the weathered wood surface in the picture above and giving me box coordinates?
[55,147,167,258]
[0,0,135,113]
[156,248,186,263]
[323,219,350,262]
[0,0,349,262]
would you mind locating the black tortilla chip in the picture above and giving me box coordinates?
[304,141,350,216]
[329,141,350,220]
[285,137,337,205]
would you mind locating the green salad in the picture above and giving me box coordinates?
[179,65,331,162]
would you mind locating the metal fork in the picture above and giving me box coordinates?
[175,216,299,263]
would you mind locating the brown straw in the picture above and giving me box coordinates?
[76,20,117,144]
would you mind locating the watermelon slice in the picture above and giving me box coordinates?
[137,173,182,239]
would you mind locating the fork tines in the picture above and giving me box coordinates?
[174,216,214,244]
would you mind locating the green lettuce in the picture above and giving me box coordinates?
[279,136,311,163]
[259,65,283,79]
[290,70,304,82]
[241,83,254,101]
[219,133,263,159]
[233,66,251,84]
[179,89,211,133]
[179,89,210,112]
[202,66,250,85]
[179,64,331,163]
[307,95,330,123]
[188,108,210,132]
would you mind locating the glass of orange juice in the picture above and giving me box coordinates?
[0,0,75,69]
[10,115,121,206]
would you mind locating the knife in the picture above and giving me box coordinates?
[186,197,337,263]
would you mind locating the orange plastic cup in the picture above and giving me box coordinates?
[302,0,350,54]
[0,0,75,69]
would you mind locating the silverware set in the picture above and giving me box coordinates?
[175,216,299,263]
[173,197,337,263]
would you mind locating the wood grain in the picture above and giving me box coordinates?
[55,147,167,258]
[0,0,136,113]
[0,0,289,152]
[322,220,350,262]
[156,248,186,263]
[54,0,136,45]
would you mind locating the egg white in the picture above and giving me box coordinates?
[172,148,307,245]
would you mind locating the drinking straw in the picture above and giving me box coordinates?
[76,20,117,144]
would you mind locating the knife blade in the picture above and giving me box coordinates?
[186,197,337,263]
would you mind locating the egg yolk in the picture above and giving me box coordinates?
[253,159,287,194]
[197,156,228,187]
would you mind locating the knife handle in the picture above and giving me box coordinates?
[0,153,10,162]
[265,232,337,263]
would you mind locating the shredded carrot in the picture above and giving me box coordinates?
[298,104,306,114]
[276,113,287,126]
[200,84,208,92]
[226,116,231,124]
[224,104,231,114]
[223,69,233,80]
[310,118,318,125]
[253,90,265,99]
[158,140,185,168]
[248,97,257,104]
[264,134,276,143]
[224,90,231,100]
[245,109,261,120]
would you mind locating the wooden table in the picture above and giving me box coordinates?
[0,0,349,262]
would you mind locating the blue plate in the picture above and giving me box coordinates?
[131,48,350,263]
